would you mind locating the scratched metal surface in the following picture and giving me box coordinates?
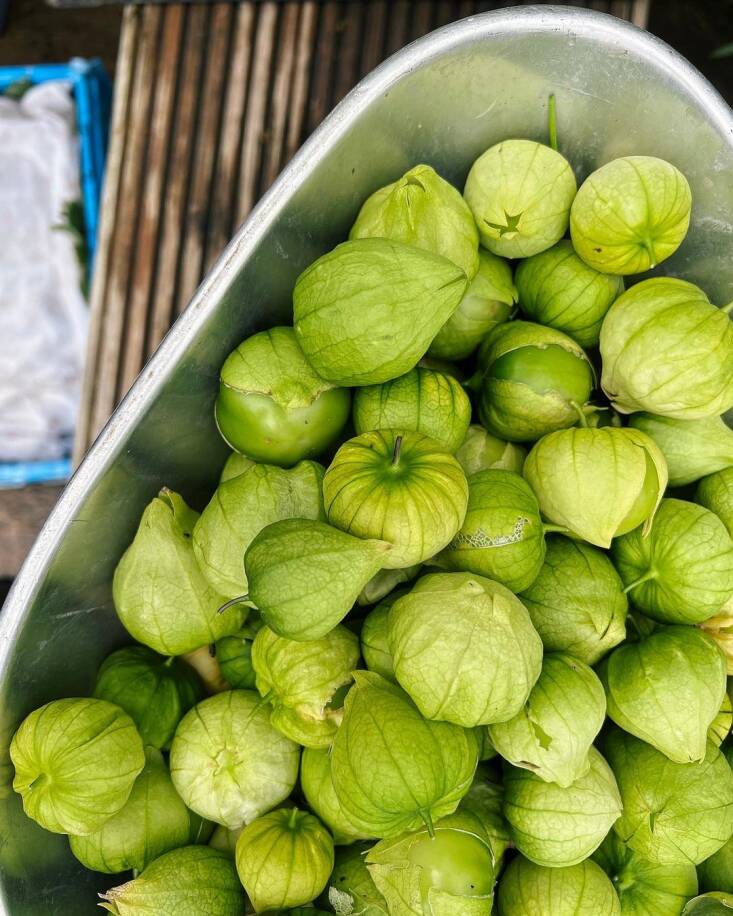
[2,7,733,912]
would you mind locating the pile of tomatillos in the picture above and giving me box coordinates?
[10,136,733,916]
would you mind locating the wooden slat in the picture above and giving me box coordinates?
[76,0,649,458]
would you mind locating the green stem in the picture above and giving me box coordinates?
[208,643,216,658]
[218,594,251,615]
[569,401,589,428]
[721,300,733,315]
[548,94,558,151]
[288,806,300,830]
[543,524,571,536]
[163,655,176,668]
[421,809,436,839]
[623,569,658,595]
[392,435,403,466]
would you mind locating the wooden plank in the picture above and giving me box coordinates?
[74,6,139,462]
[236,1,279,223]
[176,4,233,316]
[285,1,319,162]
[205,3,256,269]
[411,0,434,40]
[359,0,387,77]
[384,0,411,58]
[261,1,300,191]
[332,1,364,106]
[307,1,339,136]
[0,486,62,579]
[88,4,161,442]
[118,5,184,394]
[147,4,208,354]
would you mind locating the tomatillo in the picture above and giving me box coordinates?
[215,326,351,467]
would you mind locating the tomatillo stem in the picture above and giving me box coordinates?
[543,524,571,536]
[569,401,589,427]
[721,300,733,315]
[288,807,299,830]
[421,809,436,839]
[163,656,176,668]
[623,569,658,594]
[392,435,403,466]
[218,594,251,615]
[548,93,558,151]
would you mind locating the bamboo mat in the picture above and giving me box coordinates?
[74,0,649,461]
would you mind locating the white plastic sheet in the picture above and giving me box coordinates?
[0,80,87,462]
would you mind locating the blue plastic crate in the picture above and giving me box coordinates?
[0,58,111,489]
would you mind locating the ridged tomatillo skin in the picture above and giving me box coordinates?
[464,139,577,258]
[293,238,467,386]
[515,239,623,347]
[698,466,733,540]
[604,729,733,867]
[169,690,300,830]
[69,747,208,874]
[331,671,479,839]
[630,414,733,487]
[10,698,145,836]
[523,426,668,548]
[488,653,606,788]
[698,833,733,894]
[592,832,698,916]
[570,156,691,275]
[113,489,246,655]
[429,248,516,360]
[192,460,325,600]
[600,278,733,419]
[519,536,627,665]
[300,748,371,845]
[497,856,620,916]
[99,846,244,916]
[215,618,262,689]
[456,425,526,477]
[353,367,471,453]
[235,808,334,912]
[612,498,733,625]
[600,626,727,764]
[477,320,594,442]
[251,624,359,748]
[360,590,404,681]
[366,809,496,915]
[325,844,389,915]
[503,747,622,868]
[323,429,469,569]
[350,163,480,280]
[216,326,350,466]
[439,469,546,592]
[93,645,204,750]
[244,517,392,641]
[388,572,543,727]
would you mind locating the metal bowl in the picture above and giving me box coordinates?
[2,6,733,913]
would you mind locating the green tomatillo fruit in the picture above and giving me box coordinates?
[629,414,733,488]
[192,459,325,600]
[235,807,334,913]
[698,467,733,540]
[599,626,727,764]
[519,536,627,664]
[349,163,480,279]
[323,843,389,916]
[438,469,546,592]
[388,572,543,727]
[464,139,577,258]
[502,746,622,868]
[353,367,471,453]
[488,652,606,788]
[99,846,244,916]
[293,238,467,386]
[360,590,404,681]
[523,426,667,548]
[600,278,733,419]
[515,239,623,347]
[216,326,351,466]
[10,697,145,836]
[455,425,526,477]
[112,489,246,655]
[428,248,516,360]
[244,517,392,640]
[93,645,204,750]
[251,623,359,748]
[331,671,479,838]
[604,728,733,867]
[477,321,594,442]
[683,892,733,914]
[365,808,498,916]
[323,429,469,569]
[169,690,300,829]
[699,833,733,895]
[219,451,255,483]
[69,747,210,874]
[300,747,371,845]
[497,855,621,916]
[592,832,698,916]
[215,617,262,689]
[570,155,691,274]
[612,498,733,625]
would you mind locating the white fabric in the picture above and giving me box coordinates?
[0,80,88,462]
